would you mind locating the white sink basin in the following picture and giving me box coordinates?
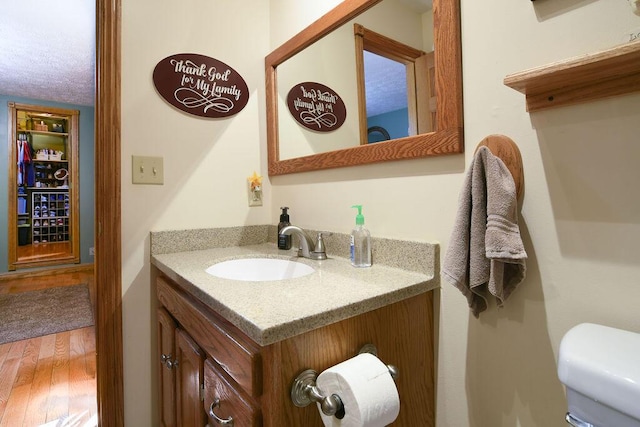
[205,258,315,281]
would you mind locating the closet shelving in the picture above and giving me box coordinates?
[504,40,640,112]
[31,191,70,244]
[8,102,80,270]
[16,111,72,245]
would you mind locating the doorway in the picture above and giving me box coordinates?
[7,103,81,270]
[1,0,124,424]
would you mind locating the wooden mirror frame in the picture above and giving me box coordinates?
[265,0,463,176]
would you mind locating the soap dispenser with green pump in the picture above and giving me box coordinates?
[350,205,371,267]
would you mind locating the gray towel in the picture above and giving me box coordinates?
[443,146,527,317]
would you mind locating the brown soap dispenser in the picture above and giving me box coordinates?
[278,207,292,250]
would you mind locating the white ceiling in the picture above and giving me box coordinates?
[364,51,408,117]
[0,0,430,110]
[0,0,96,106]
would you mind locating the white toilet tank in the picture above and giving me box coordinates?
[558,323,640,427]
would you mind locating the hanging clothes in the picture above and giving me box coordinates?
[17,137,24,186]
[24,139,35,187]
[16,135,34,187]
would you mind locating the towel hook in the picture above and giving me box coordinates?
[475,134,524,201]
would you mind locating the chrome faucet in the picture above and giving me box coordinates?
[279,226,330,260]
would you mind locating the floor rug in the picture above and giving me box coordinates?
[0,284,94,345]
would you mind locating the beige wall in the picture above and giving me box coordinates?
[121,0,271,424]
[121,0,640,425]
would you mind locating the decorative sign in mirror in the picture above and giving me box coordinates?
[265,0,463,175]
[153,53,249,118]
[286,82,347,132]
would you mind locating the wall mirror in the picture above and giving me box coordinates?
[266,0,463,175]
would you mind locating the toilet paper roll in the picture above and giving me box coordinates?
[316,352,400,427]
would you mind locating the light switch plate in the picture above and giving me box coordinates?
[132,155,164,185]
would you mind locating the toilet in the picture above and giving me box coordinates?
[558,323,640,427]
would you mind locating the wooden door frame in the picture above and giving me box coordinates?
[96,0,124,425]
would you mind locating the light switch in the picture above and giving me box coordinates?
[132,155,164,185]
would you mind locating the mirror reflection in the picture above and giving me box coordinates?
[355,22,435,146]
[277,0,433,160]
[265,0,463,175]
[364,51,410,142]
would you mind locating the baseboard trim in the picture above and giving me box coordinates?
[0,263,94,282]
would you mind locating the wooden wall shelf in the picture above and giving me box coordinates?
[504,40,640,112]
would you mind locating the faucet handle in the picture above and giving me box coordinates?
[313,232,332,259]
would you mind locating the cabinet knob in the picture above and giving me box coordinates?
[160,353,178,369]
[208,398,234,426]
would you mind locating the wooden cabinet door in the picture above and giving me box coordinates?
[158,308,177,427]
[204,359,261,426]
[176,328,206,427]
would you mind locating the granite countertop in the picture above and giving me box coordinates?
[150,226,439,346]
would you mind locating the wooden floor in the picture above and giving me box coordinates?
[0,267,97,426]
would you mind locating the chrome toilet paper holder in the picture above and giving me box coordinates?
[290,344,398,419]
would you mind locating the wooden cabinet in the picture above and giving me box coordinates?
[204,359,261,426]
[176,330,206,427]
[7,102,80,270]
[158,308,207,427]
[156,273,435,426]
[158,308,177,427]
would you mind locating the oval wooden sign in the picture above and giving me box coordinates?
[286,82,347,132]
[153,53,249,118]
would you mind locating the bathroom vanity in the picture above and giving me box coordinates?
[151,226,439,426]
